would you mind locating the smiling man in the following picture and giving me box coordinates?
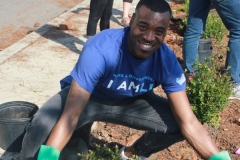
[21,0,231,160]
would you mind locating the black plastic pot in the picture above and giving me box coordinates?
[198,38,212,64]
[0,101,38,152]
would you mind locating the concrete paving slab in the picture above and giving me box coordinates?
[0,0,139,159]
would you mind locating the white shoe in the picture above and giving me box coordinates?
[120,146,146,160]
[229,85,240,100]
[121,17,131,27]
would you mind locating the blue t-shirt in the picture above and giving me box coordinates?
[60,27,186,99]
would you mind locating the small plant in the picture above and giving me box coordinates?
[177,0,189,13]
[186,56,233,126]
[177,0,189,30]
[179,18,187,30]
[79,144,140,160]
[202,11,227,44]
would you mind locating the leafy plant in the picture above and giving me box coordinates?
[186,56,233,126]
[179,18,187,30]
[177,0,189,13]
[79,144,140,160]
[178,0,189,30]
[202,11,227,43]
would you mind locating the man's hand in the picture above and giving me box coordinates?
[37,145,60,160]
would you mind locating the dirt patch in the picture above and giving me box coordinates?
[0,26,34,51]
[53,0,84,8]
[0,0,84,51]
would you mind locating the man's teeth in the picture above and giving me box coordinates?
[141,43,152,49]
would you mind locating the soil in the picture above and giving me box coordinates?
[0,1,239,160]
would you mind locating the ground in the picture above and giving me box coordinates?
[0,1,239,160]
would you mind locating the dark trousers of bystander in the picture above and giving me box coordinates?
[86,0,114,36]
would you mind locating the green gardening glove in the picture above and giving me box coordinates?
[209,150,231,160]
[37,145,60,160]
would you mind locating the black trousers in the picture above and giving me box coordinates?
[86,0,114,36]
[123,0,133,3]
[21,87,184,159]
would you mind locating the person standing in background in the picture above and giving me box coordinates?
[121,0,133,27]
[182,0,240,99]
[86,0,114,38]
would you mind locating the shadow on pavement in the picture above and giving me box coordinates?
[35,24,85,54]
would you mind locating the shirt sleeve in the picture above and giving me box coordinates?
[70,45,105,93]
[162,59,186,94]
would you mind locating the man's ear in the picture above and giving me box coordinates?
[129,13,135,26]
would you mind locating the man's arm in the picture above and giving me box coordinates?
[167,91,219,159]
[46,79,91,151]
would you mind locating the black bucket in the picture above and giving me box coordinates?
[198,50,212,64]
[198,38,212,51]
[0,101,38,152]
[198,38,212,64]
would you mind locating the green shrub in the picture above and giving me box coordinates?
[186,56,233,126]
[178,0,189,30]
[177,0,189,13]
[79,144,140,160]
[202,11,228,43]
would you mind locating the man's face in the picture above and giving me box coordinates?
[128,5,171,59]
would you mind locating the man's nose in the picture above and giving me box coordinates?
[143,30,155,42]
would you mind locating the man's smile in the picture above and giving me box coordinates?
[138,40,156,50]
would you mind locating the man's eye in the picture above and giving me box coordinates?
[139,26,146,30]
[156,30,164,35]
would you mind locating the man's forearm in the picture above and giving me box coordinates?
[167,92,228,159]
[37,113,79,160]
[46,113,78,151]
[182,119,219,159]
[46,80,90,151]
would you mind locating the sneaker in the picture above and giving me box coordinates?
[86,35,93,39]
[84,35,93,40]
[229,85,240,100]
[120,146,146,160]
[121,17,131,27]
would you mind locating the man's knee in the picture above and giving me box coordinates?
[132,131,184,157]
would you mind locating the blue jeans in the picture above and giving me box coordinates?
[183,0,240,85]
[21,87,183,159]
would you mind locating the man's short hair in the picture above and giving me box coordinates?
[136,0,172,17]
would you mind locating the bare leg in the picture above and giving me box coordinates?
[121,1,133,26]
[123,1,132,18]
